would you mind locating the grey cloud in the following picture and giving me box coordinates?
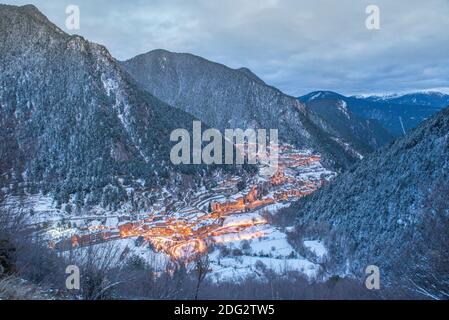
[5,0,449,95]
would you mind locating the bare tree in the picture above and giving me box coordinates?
[0,208,27,277]
[65,243,124,300]
[407,179,449,299]
[192,254,210,300]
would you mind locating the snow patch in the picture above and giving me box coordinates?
[304,240,327,259]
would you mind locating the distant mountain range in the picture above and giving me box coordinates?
[361,91,449,108]
[299,91,449,137]
[120,50,384,168]
[298,92,394,154]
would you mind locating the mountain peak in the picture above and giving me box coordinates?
[0,3,38,12]
[236,67,266,84]
[121,51,363,169]
[127,50,269,87]
[17,4,41,14]
[298,91,345,102]
[0,3,66,38]
[1,4,51,23]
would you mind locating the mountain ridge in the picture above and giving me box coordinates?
[121,50,367,169]
[299,91,395,152]
[299,90,449,137]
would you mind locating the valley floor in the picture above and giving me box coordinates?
[3,144,335,283]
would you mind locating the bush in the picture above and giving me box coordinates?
[0,239,16,276]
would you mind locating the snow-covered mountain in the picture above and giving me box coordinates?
[0,5,220,210]
[300,90,449,137]
[284,105,449,298]
[361,91,449,108]
[298,91,394,153]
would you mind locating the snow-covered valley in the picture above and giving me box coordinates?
[3,144,334,282]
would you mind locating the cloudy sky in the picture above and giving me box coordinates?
[6,0,449,96]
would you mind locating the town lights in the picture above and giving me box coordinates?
[56,146,328,262]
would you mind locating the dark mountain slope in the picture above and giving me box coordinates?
[0,5,214,208]
[299,91,394,153]
[287,105,449,298]
[120,49,363,170]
